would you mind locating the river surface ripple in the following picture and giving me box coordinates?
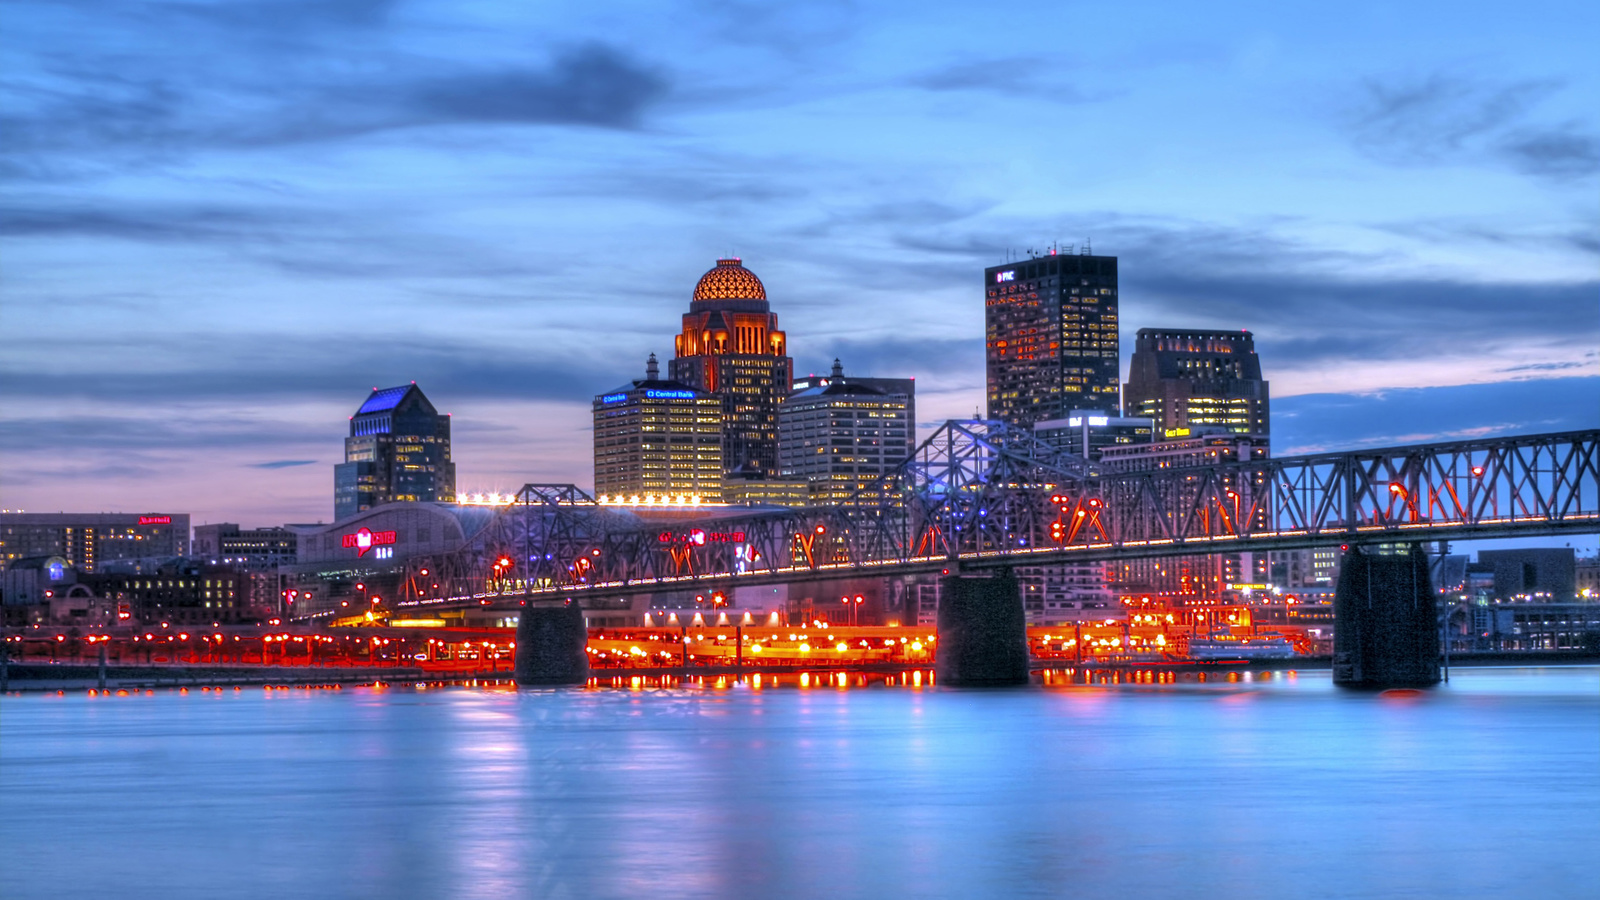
[3,666,1596,900]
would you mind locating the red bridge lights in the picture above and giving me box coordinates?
[1471,466,1485,477]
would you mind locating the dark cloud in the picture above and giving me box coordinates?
[889,213,1598,373]
[0,200,307,241]
[1,34,670,180]
[401,46,667,129]
[0,412,332,453]
[793,337,981,384]
[910,57,1090,102]
[250,460,317,469]
[1372,218,1600,259]
[1497,128,1600,180]
[1272,376,1600,455]
[1346,73,1599,181]
[0,333,624,409]
[169,0,402,32]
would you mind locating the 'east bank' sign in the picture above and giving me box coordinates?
[343,527,397,557]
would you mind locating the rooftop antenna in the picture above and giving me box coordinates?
[1082,237,1092,255]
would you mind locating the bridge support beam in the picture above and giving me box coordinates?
[513,604,590,686]
[1333,544,1440,689]
[936,567,1030,687]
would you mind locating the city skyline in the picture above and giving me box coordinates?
[3,0,1597,528]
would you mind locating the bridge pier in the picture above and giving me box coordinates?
[936,567,1030,687]
[1333,544,1441,689]
[513,603,590,686]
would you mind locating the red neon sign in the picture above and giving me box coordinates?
[658,529,746,545]
[138,515,172,525]
[342,527,397,557]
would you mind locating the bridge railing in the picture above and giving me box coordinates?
[393,427,1599,605]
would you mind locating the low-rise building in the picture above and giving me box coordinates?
[1,512,189,572]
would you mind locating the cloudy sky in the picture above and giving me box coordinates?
[3,0,1597,535]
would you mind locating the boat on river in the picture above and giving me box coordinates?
[1186,633,1297,661]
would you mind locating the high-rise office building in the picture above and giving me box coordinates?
[779,360,914,505]
[333,383,455,520]
[1033,410,1155,461]
[0,512,189,572]
[1123,329,1269,439]
[984,250,1120,429]
[1101,434,1273,600]
[670,258,793,478]
[593,354,724,501]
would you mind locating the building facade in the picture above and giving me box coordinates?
[193,523,299,620]
[779,360,915,505]
[1123,329,1269,439]
[0,512,189,572]
[284,503,498,620]
[593,354,724,501]
[669,259,793,479]
[1100,434,1273,601]
[1033,410,1155,461]
[984,251,1120,429]
[333,383,456,520]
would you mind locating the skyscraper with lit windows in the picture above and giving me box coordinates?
[1123,329,1269,439]
[333,383,455,520]
[779,359,914,505]
[669,258,793,479]
[985,250,1120,429]
[593,354,724,500]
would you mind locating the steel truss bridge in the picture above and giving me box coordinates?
[394,424,1599,612]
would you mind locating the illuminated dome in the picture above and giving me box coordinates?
[693,258,766,302]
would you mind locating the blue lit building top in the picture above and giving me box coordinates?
[356,385,416,416]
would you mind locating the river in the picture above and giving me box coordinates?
[2,666,1595,899]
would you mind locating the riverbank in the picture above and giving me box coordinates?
[1,662,429,692]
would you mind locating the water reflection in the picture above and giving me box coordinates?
[2,667,1595,900]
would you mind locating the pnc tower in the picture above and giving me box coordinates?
[984,251,1120,429]
[669,259,793,479]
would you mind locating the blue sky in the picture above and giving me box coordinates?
[2,0,1597,539]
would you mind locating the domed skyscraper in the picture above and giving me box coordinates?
[670,258,793,485]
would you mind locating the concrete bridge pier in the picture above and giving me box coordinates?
[513,603,590,686]
[1333,544,1441,689]
[936,567,1031,687]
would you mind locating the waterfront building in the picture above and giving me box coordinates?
[1123,329,1269,439]
[1474,548,1578,602]
[1578,556,1599,599]
[2,556,249,626]
[1033,410,1155,461]
[193,523,298,620]
[1270,547,1343,589]
[779,360,915,505]
[984,250,1120,429]
[333,383,456,521]
[723,476,811,507]
[0,512,189,572]
[669,259,793,479]
[593,354,724,501]
[1100,434,1273,601]
[284,503,498,621]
